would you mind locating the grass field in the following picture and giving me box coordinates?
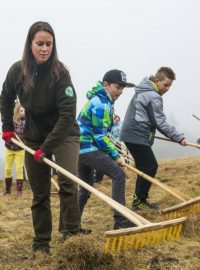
[0,156,200,270]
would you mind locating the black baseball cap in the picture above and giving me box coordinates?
[102,69,135,88]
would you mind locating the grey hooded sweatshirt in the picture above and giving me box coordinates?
[120,77,184,146]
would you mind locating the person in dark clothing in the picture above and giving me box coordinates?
[120,67,187,210]
[0,21,89,254]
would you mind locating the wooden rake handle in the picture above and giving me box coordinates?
[155,135,200,149]
[9,137,148,226]
[125,164,190,202]
[192,114,200,121]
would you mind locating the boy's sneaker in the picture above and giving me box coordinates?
[114,219,136,230]
[155,176,168,183]
[131,194,158,210]
[79,228,92,234]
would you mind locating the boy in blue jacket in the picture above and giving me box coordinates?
[77,69,135,229]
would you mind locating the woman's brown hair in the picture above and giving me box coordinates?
[21,21,67,90]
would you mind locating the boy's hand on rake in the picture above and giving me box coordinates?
[116,156,125,167]
[179,138,187,146]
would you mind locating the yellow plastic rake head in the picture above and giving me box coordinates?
[104,217,187,254]
[161,196,200,220]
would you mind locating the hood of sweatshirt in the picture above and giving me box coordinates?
[135,76,160,95]
[86,81,113,103]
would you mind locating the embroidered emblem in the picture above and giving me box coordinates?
[65,86,74,97]
[121,72,127,82]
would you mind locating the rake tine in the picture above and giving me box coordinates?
[105,217,186,236]
[104,217,187,252]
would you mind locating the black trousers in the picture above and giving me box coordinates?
[125,143,158,201]
[25,136,81,250]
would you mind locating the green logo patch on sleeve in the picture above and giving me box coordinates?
[65,86,74,97]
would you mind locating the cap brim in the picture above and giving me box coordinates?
[121,82,135,88]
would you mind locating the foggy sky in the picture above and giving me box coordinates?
[0,0,200,176]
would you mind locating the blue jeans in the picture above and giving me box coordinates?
[78,150,126,222]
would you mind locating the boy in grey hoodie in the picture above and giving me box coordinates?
[120,67,187,210]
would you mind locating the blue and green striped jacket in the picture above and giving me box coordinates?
[77,81,120,160]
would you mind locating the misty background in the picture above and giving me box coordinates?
[0,0,200,178]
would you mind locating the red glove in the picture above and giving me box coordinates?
[34,149,45,163]
[2,131,16,144]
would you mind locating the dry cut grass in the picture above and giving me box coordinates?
[0,156,200,270]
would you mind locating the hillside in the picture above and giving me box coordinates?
[0,156,200,270]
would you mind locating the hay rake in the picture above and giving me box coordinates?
[105,216,185,253]
[154,135,200,218]
[161,196,200,220]
[110,136,200,220]
[126,164,200,220]
[7,136,187,253]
